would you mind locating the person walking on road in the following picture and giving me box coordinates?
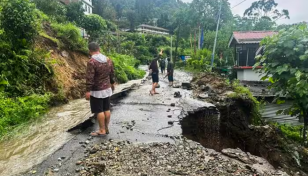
[149,49,163,95]
[85,42,115,137]
[166,58,174,86]
[160,58,166,74]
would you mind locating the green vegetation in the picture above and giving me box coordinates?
[229,80,262,125]
[83,14,107,40]
[0,92,50,137]
[275,124,303,143]
[256,24,308,143]
[0,0,145,138]
[51,23,88,53]
[109,53,145,83]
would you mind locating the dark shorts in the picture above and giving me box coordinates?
[168,75,174,82]
[152,72,159,83]
[161,67,165,72]
[90,96,110,113]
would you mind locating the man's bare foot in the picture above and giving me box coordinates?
[90,131,106,137]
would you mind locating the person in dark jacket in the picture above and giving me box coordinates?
[149,49,163,95]
[160,58,166,74]
[86,42,115,137]
[166,58,174,86]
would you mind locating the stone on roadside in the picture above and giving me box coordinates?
[198,93,209,99]
[53,168,59,172]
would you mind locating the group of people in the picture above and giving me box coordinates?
[149,49,174,96]
[85,44,173,137]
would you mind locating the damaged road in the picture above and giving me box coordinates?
[19,70,288,176]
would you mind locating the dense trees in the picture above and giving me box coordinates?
[256,25,308,143]
[243,0,290,30]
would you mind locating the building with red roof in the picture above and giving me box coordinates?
[228,31,278,81]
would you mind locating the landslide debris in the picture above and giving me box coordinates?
[76,139,287,176]
[188,72,308,175]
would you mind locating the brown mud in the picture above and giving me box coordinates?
[36,23,89,101]
[184,73,308,175]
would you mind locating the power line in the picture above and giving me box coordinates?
[232,0,248,9]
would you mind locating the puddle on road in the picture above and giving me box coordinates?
[0,99,91,176]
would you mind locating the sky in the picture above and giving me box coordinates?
[181,0,308,24]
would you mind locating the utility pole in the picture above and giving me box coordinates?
[171,35,173,63]
[198,24,201,50]
[211,0,222,69]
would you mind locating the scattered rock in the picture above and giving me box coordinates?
[170,103,175,107]
[52,168,59,172]
[85,140,90,145]
[174,91,182,98]
[76,140,285,176]
[167,115,172,118]
[198,93,209,99]
[61,50,69,58]
[168,121,174,125]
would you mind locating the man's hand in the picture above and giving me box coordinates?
[159,49,163,56]
[111,84,115,92]
[85,92,91,101]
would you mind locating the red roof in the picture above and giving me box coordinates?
[229,31,278,47]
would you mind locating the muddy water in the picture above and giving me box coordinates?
[0,74,146,176]
[0,99,91,176]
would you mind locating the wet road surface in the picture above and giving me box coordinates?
[10,70,213,176]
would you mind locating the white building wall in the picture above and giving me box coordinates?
[237,70,244,80]
[81,0,92,15]
[237,69,265,81]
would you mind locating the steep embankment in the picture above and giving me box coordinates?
[184,73,308,175]
[36,23,89,101]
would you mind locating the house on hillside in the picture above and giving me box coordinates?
[136,24,169,35]
[59,0,92,38]
[59,0,93,15]
[228,31,278,81]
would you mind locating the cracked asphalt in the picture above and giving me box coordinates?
[20,70,215,176]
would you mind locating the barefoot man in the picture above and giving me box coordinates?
[85,42,115,137]
[149,49,163,95]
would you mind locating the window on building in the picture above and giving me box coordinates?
[88,6,90,13]
[84,4,87,12]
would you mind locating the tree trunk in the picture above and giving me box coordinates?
[174,24,181,65]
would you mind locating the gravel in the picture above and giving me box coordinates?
[76,139,288,176]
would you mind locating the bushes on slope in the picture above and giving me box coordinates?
[109,53,145,83]
[51,22,88,53]
[0,92,50,137]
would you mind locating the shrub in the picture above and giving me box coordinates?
[0,0,38,48]
[109,53,145,83]
[83,14,107,41]
[32,0,67,22]
[229,80,262,125]
[0,39,54,96]
[66,1,85,26]
[0,92,50,137]
[51,22,88,53]
[106,20,117,31]
[275,124,303,143]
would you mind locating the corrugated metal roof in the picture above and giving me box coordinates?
[260,103,302,126]
[228,31,278,47]
[138,24,169,32]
